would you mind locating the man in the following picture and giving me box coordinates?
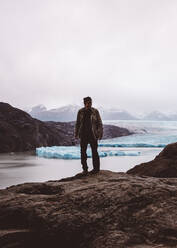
[75,97,103,174]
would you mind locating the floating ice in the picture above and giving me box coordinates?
[106,150,140,156]
[98,143,166,148]
[36,146,141,159]
[36,146,82,159]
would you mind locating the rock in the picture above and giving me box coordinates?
[0,170,177,247]
[101,124,132,139]
[127,142,177,178]
[0,102,132,153]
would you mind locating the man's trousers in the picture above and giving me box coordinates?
[80,134,100,172]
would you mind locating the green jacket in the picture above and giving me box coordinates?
[75,107,103,140]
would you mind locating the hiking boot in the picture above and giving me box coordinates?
[90,169,100,174]
[82,170,88,175]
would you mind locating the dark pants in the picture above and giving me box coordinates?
[80,134,100,172]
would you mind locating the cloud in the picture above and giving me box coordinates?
[0,0,177,112]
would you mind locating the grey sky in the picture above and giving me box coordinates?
[0,0,177,113]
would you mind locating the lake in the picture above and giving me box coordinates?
[1,120,177,189]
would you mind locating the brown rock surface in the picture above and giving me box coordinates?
[127,142,177,178]
[0,170,177,247]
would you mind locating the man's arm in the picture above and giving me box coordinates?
[97,110,103,140]
[74,110,80,138]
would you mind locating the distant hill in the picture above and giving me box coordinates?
[142,111,170,121]
[167,113,177,121]
[100,108,138,120]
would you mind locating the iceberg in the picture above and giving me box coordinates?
[36,146,141,159]
[106,150,140,156]
[36,146,82,159]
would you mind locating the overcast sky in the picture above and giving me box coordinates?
[0,0,177,113]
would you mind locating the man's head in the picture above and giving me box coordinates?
[83,96,92,109]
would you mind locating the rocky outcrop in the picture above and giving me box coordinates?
[0,102,75,153]
[0,102,132,153]
[101,123,132,139]
[0,170,177,248]
[127,142,177,177]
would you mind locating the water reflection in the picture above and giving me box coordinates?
[0,162,36,169]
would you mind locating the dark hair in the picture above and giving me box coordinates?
[83,96,92,103]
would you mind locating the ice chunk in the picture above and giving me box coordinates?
[98,143,166,148]
[106,150,141,156]
[36,146,81,159]
[36,146,140,159]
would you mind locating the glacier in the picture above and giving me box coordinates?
[36,121,177,160]
[36,146,140,159]
[99,132,177,148]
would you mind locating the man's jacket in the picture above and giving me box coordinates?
[75,107,103,140]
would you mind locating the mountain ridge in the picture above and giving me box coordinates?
[26,104,177,121]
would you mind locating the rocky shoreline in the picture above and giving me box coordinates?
[0,102,132,153]
[1,135,177,247]
[0,169,177,248]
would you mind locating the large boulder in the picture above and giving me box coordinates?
[0,102,132,153]
[0,170,177,247]
[127,142,177,177]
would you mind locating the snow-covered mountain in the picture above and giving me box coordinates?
[28,104,81,121]
[27,104,137,121]
[166,112,177,121]
[142,111,170,121]
[26,105,177,121]
[30,104,47,114]
[134,110,177,121]
[100,108,138,120]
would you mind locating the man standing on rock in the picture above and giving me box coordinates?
[75,97,103,174]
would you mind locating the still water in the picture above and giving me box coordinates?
[0,148,161,189]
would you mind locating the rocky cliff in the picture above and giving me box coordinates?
[0,170,177,248]
[127,142,177,178]
[0,102,132,153]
